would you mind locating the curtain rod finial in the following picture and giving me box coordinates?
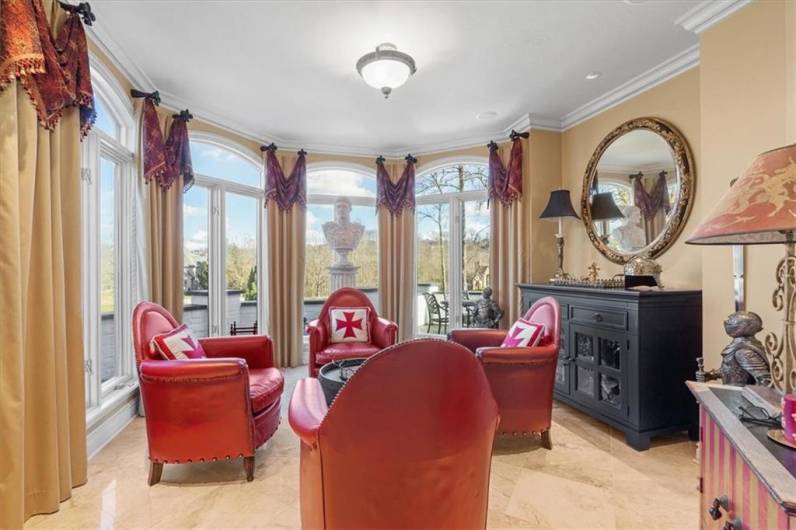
[510,129,530,140]
[297,149,307,156]
[405,153,417,164]
[487,140,498,151]
[59,1,96,25]
[260,143,277,152]
[376,155,386,164]
[130,89,160,106]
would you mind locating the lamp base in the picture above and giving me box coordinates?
[764,241,796,394]
[551,235,569,280]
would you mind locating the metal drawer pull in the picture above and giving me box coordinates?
[723,519,741,530]
[592,313,603,322]
[709,495,729,520]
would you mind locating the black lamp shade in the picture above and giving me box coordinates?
[540,189,580,220]
[590,192,624,221]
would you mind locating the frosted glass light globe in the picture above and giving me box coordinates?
[360,59,411,91]
[356,43,417,98]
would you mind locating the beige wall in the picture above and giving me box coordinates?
[560,67,702,288]
[529,129,562,282]
[699,0,794,368]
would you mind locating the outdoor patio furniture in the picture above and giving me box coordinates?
[423,292,449,334]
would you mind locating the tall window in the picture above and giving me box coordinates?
[415,162,490,336]
[82,67,136,413]
[304,166,379,326]
[183,138,265,337]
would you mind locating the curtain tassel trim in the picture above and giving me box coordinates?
[0,0,96,136]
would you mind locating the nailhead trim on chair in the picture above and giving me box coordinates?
[149,418,282,465]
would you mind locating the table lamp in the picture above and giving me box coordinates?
[687,142,796,393]
[540,189,581,280]
[590,192,624,242]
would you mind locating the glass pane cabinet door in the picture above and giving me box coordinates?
[595,332,627,416]
[554,331,571,395]
[570,324,628,419]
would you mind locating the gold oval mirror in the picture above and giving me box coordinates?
[581,117,695,264]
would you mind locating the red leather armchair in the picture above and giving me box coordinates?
[306,287,398,377]
[448,296,560,447]
[289,339,498,529]
[132,302,284,485]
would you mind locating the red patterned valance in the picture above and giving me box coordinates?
[263,144,307,211]
[54,12,95,136]
[140,98,168,186]
[164,113,193,191]
[376,154,416,216]
[487,133,526,207]
[0,0,95,135]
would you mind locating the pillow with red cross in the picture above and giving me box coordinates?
[500,318,546,348]
[329,307,371,343]
[150,323,207,360]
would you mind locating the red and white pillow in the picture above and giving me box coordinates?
[150,324,207,360]
[501,318,546,348]
[329,307,371,343]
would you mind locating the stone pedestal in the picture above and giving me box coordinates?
[329,264,358,291]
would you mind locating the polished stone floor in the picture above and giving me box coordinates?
[27,366,699,529]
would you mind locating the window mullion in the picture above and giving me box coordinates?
[209,185,225,336]
[448,197,463,330]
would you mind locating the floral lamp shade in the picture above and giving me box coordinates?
[687,143,796,245]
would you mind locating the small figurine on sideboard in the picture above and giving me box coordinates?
[719,311,771,386]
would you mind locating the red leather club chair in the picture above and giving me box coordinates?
[448,296,560,447]
[132,302,284,485]
[289,339,499,529]
[306,287,398,377]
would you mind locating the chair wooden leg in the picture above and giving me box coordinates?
[148,462,163,486]
[244,456,255,482]
[541,430,552,450]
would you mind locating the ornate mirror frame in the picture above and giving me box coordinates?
[581,117,696,264]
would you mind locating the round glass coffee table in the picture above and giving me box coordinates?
[318,358,367,406]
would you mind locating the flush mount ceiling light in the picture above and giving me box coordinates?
[356,43,417,99]
[585,71,602,80]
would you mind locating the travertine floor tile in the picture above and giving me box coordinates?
[26,366,698,529]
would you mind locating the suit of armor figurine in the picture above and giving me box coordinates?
[719,311,772,386]
[472,287,503,329]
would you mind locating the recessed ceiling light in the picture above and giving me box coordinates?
[476,111,498,121]
[585,71,602,80]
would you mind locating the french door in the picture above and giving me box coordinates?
[183,177,266,338]
[416,191,490,335]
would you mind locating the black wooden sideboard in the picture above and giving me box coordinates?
[518,283,702,450]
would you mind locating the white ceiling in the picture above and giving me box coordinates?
[90,0,701,154]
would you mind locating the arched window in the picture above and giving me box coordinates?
[304,165,379,325]
[415,161,490,336]
[82,61,136,413]
[190,140,262,187]
[183,136,265,339]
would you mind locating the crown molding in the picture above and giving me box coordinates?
[559,44,699,131]
[86,21,155,92]
[674,0,751,34]
[87,13,703,157]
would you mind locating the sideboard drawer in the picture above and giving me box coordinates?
[570,305,628,330]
